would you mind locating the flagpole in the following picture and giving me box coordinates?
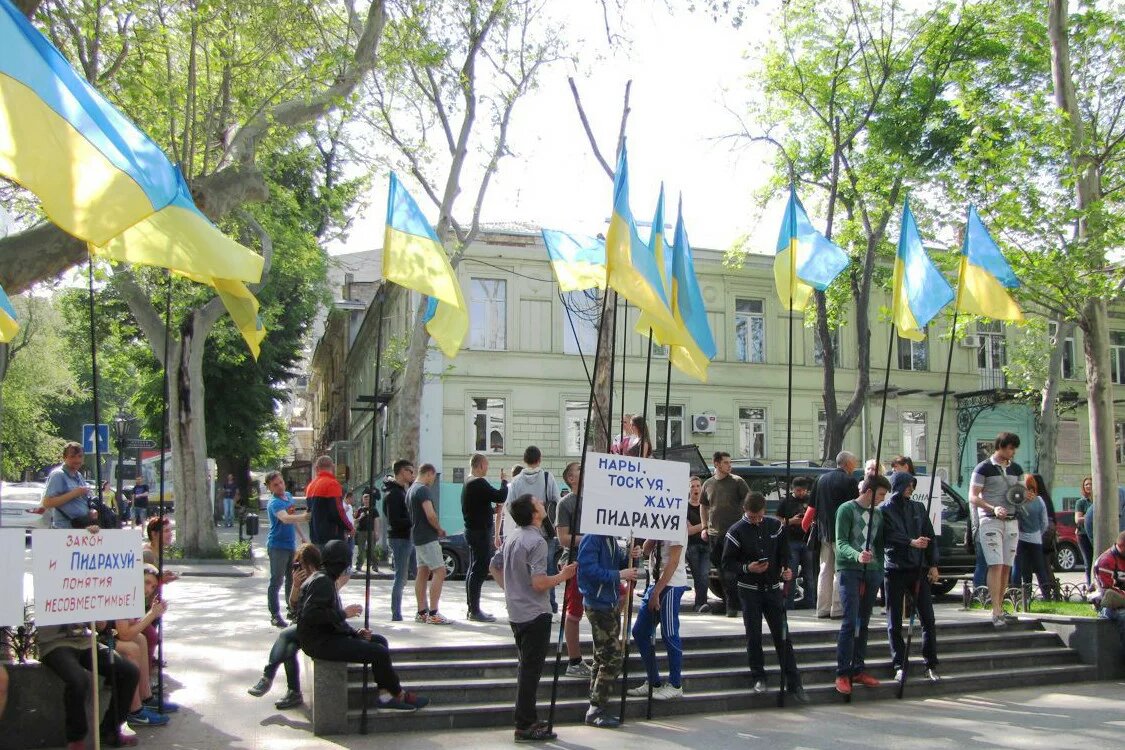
[899,262,965,699]
[359,286,385,734]
[546,288,612,732]
[619,301,629,435]
[874,324,897,470]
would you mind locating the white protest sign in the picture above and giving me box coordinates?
[0,529,25,626]
[33,529,145,626]
[912,477,943,535]
[579,452,689,545]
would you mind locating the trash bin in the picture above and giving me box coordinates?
[243,512,259,537]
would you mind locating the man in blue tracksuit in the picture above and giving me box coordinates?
[577,533,638,729]
[879,471,940,683]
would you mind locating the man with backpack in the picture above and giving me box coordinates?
[501,446,562,613]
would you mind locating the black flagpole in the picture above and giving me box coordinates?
[156,270,172,709]
[360,288,385,734]
[874,324,896,471]
[546,288,612,732]
[619,301,629,430]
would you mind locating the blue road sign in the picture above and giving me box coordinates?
[82,423,109,454]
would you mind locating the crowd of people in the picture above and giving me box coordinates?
[19,429,1125,747]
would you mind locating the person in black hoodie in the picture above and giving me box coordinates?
[878,471,940,683]
[382,460,416,621]
[461,453,508,621]
[296,540,429,711]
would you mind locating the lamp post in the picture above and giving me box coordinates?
[112,412,134,523]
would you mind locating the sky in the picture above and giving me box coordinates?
[331,0,784,258]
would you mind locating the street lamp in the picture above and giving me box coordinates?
[112,412,134,522]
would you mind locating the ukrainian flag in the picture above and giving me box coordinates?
[541,229,605,291]
[635,185,684,347]
[383,172,467,358]
[605,142,677,335]
[668,197,716,382]
[0,284,18,342]
[892,200,954,341]
[0,0,266,355]
[957,206,1023,322]
[773,188,849,311]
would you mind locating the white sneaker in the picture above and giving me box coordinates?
[894,669,905,683]
[654,684,684,701]
[625,681,651,697]
[565,661,592,678]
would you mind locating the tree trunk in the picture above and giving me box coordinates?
[391,295,429,464]
[591,290,616,453]
[1035,319,1073,489]
[170,313,219,557]
[1049,0,1117,553]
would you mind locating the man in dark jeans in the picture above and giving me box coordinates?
[382,459,416,621]
[497,493,576,742]
[777,476,815,610]
[39,623,141,748]
[461,453,508,621]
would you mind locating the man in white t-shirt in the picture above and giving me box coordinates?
[624,537,689,700]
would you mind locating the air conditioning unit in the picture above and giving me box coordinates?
[691,413,718,434]
[959,334,980,348]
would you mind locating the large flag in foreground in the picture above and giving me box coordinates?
[635,185,683,347]
[773,188,849,311]
[892,200,954,341]
[0,0,265,355]
[383,173,467,358]
[0,284,17,342]
[668,198,716,381]
[604,142,677,335]
[957,206,1023,322]
[541,229,606,291]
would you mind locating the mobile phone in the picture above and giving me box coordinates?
[757,557,769,564]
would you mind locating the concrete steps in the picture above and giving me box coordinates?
[335,619,1097,734]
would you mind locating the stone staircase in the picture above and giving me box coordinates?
[337,619,1096,734]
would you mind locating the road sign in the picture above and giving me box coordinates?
[126,439,157,450]
[82,423,109,454]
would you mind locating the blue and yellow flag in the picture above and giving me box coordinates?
[957,206,1023,322]
[773,188,849,311]
[636,185,683,347]
[604,142,677,335]
[541,229,605,291]
[0,284,18,342]
[668,197,716,382]
[383,172,467,358]
[0,0,266,356]
[893,200,954,341]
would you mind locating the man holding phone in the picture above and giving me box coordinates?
[722,492,808,703]
[265,471,310,628]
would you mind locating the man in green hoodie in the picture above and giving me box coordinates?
[834,474,888,695]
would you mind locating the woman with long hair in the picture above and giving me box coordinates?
[629,415,653,458]
[1011,475,1051,600]
[1076,476,1095,586]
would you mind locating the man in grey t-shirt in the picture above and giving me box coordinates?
[407,464,449,624]
[499,492,576,742]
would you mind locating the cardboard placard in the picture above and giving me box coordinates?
[578,452,689,545]
[32,529,144,626]
[0,529,25,626]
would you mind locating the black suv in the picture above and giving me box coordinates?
[665,446,976,595]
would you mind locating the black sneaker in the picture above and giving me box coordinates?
[584,705,621,729]
[788,685,810,704]
[248,675,273,697]
[274,690,303,710]
[515,723,558,742]
[467,610,497,623]
[270,615,287,628]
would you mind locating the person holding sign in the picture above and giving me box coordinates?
[879,472,941,684]
[721,492,808,703]
[577,532,639,728]
[39,623,141,748]
[41,442,93,529]
[700,452,750,617]
[626,537,688,700]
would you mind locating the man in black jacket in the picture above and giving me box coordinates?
[879,471,940,683]
[296,540,428,711]
[722,492,808,703]
[382,459,415,621]
[812,451,859,619]
[461,453,508,621]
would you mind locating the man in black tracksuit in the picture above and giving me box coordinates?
[879,471,941,683]
[722,492,808,703]
[461,453,508,621]
[382,460,416,622]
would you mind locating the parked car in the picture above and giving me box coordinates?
[664,446,976,596]
[440,534,470,579]
[1053,510,1082,572]
[0,481,49,533]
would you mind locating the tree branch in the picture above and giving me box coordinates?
[114,270,169,360]
[568,77,615,180]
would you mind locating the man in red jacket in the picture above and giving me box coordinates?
[1094,531,1125,649]
[306,455,352,547]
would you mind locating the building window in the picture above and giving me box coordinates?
[1110,332,1125,385]
[562,290,599,356]
[813,330,840,366]
[655,404,684,452]
[734,298,765,363]
[738,408,767,460]
[977,321,1007,389]
[817,409,827,458]
[897,332,929,371]
[1048,322,1076,380]
[470,278,507,350]
[901,411,927,459]
[1116,423,1125,465]
[471,397,505,454]
[564,401,589,456]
